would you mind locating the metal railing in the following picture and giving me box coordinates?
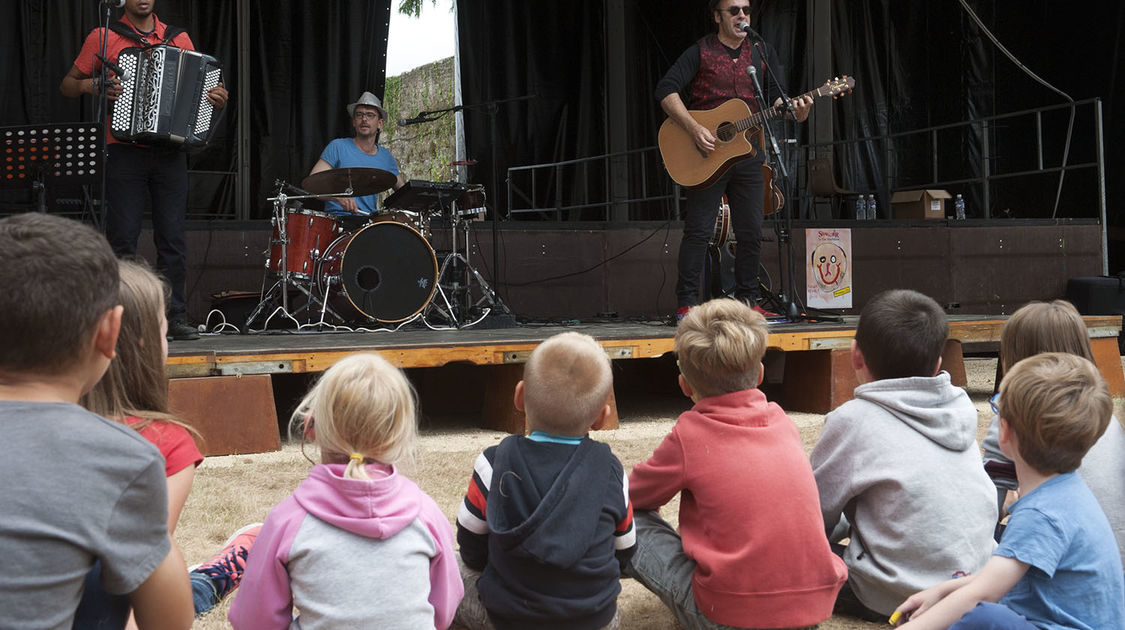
[506,98,1105,234]
[798,98,1105,224]
[506,145,675,221]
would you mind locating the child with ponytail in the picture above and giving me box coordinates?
[229,353,463,629]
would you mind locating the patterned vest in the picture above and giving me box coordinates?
[687,34,764,112]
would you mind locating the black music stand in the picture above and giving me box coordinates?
[0,123,103,220]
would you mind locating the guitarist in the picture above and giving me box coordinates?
[657,0,811,322]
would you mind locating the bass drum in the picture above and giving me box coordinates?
[316,220,437,323]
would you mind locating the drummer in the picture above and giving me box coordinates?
[309,91,405,225]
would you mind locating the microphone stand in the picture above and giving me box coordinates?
[745,35,841,323]
[400,93,535,316]
[745,62,799,320]
[94,2,114,230]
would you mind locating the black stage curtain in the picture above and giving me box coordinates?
[1,0,390,220]
[456,0,607,220]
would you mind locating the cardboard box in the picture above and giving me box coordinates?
[891,189,951,219]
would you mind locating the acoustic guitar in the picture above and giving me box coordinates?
[658,76,855,189]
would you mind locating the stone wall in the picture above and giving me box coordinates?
[381,57,457,184]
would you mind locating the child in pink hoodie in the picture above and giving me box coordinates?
[230,354,463,629]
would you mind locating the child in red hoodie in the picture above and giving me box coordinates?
[627,298,847,629]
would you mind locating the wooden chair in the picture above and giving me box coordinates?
[807,157,859,218]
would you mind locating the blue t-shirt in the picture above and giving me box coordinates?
[317,137,399,216]
[996,472,1125,630]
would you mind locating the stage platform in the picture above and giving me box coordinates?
[166,315,1124,456]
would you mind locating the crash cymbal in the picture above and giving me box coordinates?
[300,167,397,197]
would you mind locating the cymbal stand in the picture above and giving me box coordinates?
[423,209,510,330]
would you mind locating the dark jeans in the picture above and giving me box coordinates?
[677,156,765,308]
[73,564,220,629]
[105,143,189,321]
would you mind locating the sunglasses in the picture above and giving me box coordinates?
[726,5,751,16]
[354,111,380,120]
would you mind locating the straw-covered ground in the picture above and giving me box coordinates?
[183,356,1012,629]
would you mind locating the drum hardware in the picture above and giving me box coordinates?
[244,182,349,330]
[413,184,511,330]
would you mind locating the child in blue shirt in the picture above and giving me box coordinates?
[892,352,1125,629]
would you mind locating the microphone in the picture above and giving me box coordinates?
[94,53,131,82]
[398,114,431,127]
[738,22,761,39]
[101,0,125,7]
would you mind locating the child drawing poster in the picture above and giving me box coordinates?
[806,228,852,309]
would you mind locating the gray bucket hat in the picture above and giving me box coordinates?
[347,91,387,120]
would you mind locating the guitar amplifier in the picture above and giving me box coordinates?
[110,45,222,149]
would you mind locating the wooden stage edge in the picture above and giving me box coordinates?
[166,315,1124,456]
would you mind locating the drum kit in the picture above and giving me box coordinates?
[244,166,506,331]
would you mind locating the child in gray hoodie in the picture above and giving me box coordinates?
[810,289,997,620]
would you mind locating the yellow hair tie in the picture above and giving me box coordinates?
[349,453,364,464]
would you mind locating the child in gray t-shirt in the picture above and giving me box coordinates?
[0,214,192,630]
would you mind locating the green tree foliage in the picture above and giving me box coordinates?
[397,0,438,18]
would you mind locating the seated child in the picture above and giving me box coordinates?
[893,352,1125,628]
[454,331,635,630]
[0,213,192,629]
[628,298,847,630]
[73,259,254,628]
[810,289,997,619]
[230,353,462,629]
[980,300,1124,562]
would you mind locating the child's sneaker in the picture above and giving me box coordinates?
[189,522,262,601]
[673,306,692,325]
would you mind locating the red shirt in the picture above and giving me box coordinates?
[629,388,847,627]
[127,416,203,477]
[72,14,195,145]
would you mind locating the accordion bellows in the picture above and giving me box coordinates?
[110,45,222,149]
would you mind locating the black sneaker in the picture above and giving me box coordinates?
[167,320,200,341]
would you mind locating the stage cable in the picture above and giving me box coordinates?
[957,0,1075,219]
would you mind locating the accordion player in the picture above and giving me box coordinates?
[110,44,222,149]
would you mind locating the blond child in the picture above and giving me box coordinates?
[454,332,635,630]
[230,353,462,629]
[0,213,192,629]
[628,298,846,629]
[894,353,1125,628]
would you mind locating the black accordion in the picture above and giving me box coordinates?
[109,45,222,149]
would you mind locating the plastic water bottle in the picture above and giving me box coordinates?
[855,196,867,220]
[867,194,877,220]
[954,194,966,220]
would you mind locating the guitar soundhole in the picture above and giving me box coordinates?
[716,122,736,142]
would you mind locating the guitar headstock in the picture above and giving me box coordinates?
[821,75,855,99]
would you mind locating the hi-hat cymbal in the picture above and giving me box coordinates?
[300,167,397,197]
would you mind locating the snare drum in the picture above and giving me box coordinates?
[452,184,487,219]
[267,208,342,279]
[316,219,438,323]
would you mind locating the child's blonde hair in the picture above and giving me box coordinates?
[291,353,418,480]
[522,332,613,435]
[999,352,1111,474]
[674,298,768,398]
[1000,300,1094,373]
